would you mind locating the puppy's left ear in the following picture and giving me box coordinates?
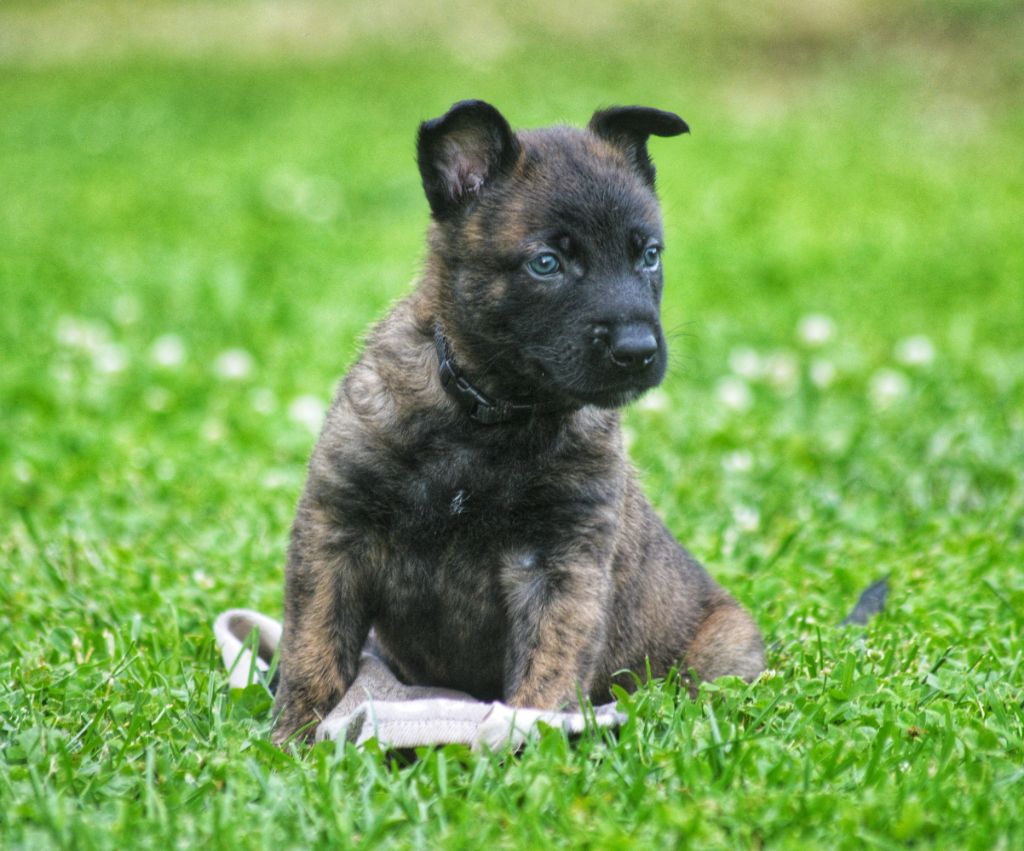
[417,100,521,220]
[588,106,689,187]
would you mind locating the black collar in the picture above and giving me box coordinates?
[433,325,553,425]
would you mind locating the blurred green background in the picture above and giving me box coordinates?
[1,1,1023,847]
[3,0,1021,602]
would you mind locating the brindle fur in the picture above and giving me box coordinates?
[272,101,764,744]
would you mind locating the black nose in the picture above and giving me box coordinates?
[608,323,658,370]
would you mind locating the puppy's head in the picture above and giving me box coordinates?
[418,100,688,409]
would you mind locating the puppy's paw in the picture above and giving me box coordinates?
[271,716,318,747]
[271,693,322,747]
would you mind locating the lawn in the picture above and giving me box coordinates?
[2,1,1023,848]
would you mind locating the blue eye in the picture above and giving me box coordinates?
[527,252,562,278]
[642,246,661,270]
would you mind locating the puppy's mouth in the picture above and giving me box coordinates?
[518,333,667,410]
[526,360,662,410]
[565,385,649,409]
[564,375,665,408]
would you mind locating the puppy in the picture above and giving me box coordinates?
[272,100,764,744]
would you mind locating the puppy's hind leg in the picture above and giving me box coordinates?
[684,598,765,684]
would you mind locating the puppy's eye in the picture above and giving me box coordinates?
[526,252,562,278]
[642,246,661,270]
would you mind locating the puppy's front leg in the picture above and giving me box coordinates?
[272,512,371,745]
[501,552,610,709]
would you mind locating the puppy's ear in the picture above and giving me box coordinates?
[417,100,520,220]
[588,106,689,187]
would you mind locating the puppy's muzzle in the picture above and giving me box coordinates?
[592,322,660,371]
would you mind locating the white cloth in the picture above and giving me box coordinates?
[214,608,626,749]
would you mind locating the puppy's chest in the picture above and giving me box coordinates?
[385,447,557,549]
[347,429,610,560]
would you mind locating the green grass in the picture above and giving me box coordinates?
[2,1,1023,848]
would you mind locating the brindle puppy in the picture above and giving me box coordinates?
[272,100,764,744]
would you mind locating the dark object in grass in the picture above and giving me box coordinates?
[272,100,765,745]
[841,576,889,626]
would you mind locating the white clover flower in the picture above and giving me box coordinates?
[716,376,753,412]
[93,343,127,374]
[249,387,277,414]
[12,460,33,483]
[721,526,738,557]
[50,362,75,385]
[295,175,342,224]
[895,335,935,367]
[151,334,186,368]
[732,504,761,532]
[765,352,798,393]
[721,450,754,473]
[55,316,81,346]
[55,315,109,352]
[112,294,141,326]
[262,469,296,490]
[636,388,668,412]
[263,168,341,224]
[621,426,637,451]
[822,430,850,456]
[202,419,226,441]
[810,358,836,388]
[263,166,303,213]
[192,569,215,590]
[797,313,835,346]
[214,348,254,380]
[144,387,171,411]
[288,394,327,434]
[728,347,763,380]
[928,429,954,459]
[869,368,910,408]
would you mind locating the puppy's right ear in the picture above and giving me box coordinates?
[588,106,689,188]
[417,100,520,220]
